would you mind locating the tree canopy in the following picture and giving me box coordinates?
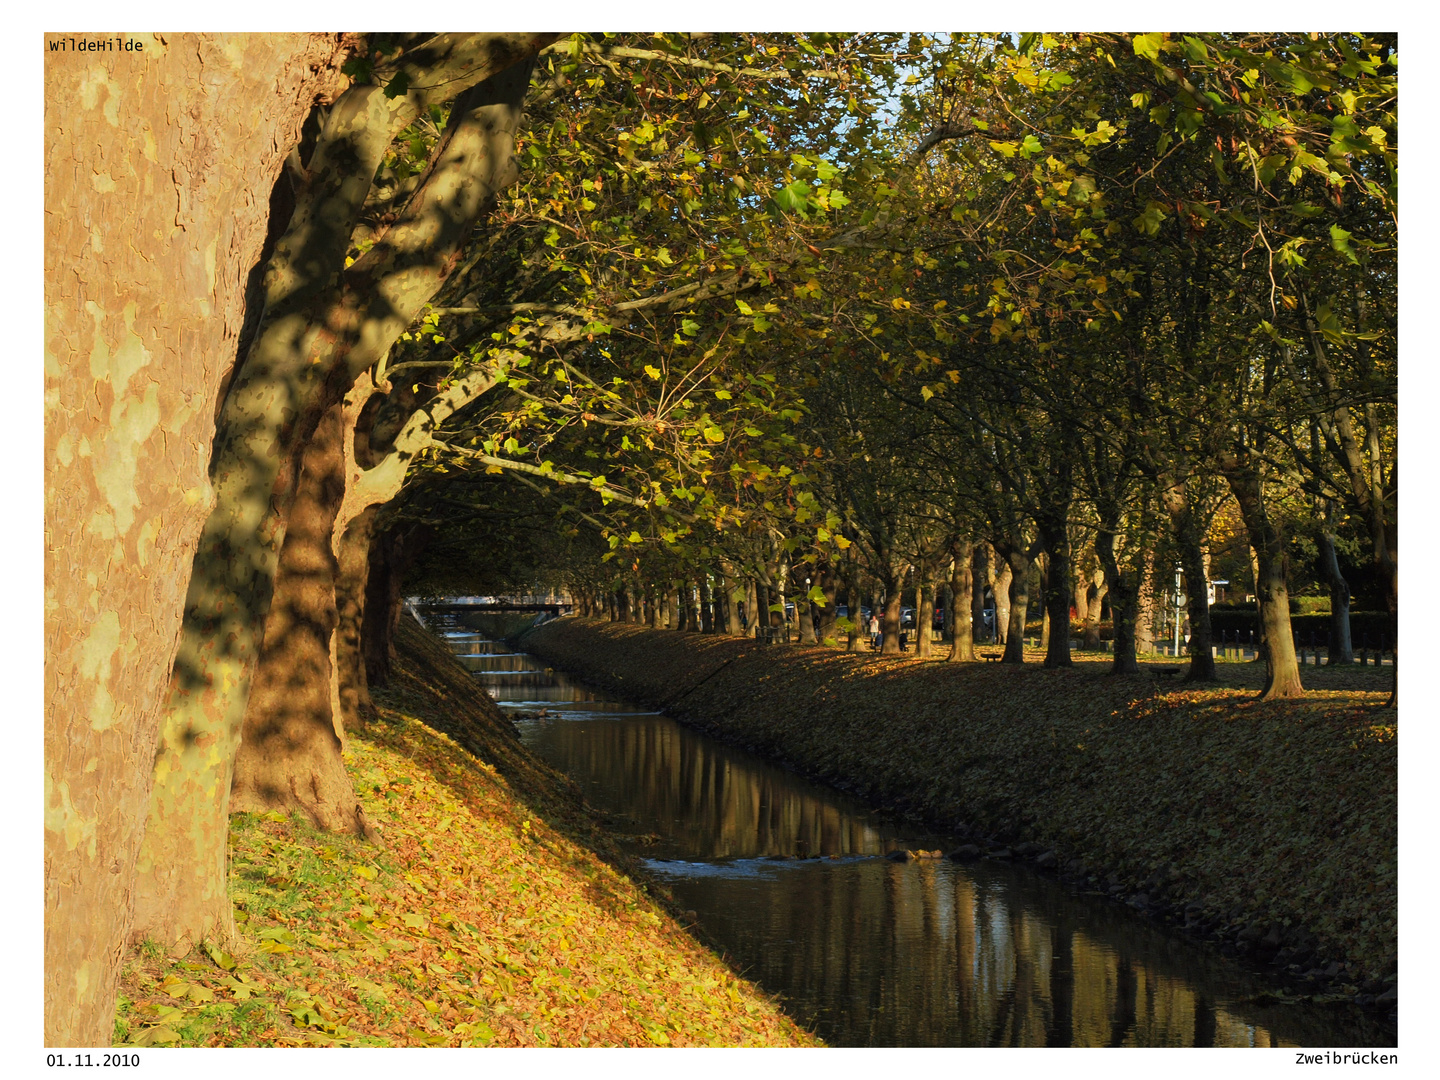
[44,30,1397,1046]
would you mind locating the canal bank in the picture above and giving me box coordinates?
[514,617,1397,1015]
[114,615,816,1048]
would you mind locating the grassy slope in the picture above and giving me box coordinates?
[112,617,816,1048]
[520,619,1397,992]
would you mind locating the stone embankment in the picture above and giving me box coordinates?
[518,618,1398,1012]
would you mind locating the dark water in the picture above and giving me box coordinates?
[442,627,1389,1048]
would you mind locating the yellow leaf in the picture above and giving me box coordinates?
[129,1026,181,1047]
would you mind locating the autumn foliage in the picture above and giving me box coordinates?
[113,619,814,1047]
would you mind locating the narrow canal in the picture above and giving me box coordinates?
[440,626,1388,1048]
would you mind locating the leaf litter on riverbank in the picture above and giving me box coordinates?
[112,622,816,1048]
[520,620,1396,992]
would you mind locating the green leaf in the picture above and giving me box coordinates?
[1329,224,1360,265]
[202,942,237,971]
[341,57,373,83]
[129,1026,181,1047]
[773,179,813,217]
[1133,33,1164,60]
[382,71,411,100]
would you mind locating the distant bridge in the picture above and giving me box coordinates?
[416,600,573,617]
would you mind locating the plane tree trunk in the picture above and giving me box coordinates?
[948,538,976,662]
[1319,519,1354,665]
[334,505,380,727]
[1135,548,1157,655]
[363,521,434,688]
[43,31,350,1048]
[1096,528,1141,675]
[230,402,369,835]
[993,534,1036,664]
[1036,512,1074,668]
[1158,475,1217,682]
[971,542,991,644]
[915,562,936,658]
[1220,455,1304,699]
[993,562,1012,646]
[130,47,544,950]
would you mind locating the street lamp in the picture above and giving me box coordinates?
[1173,566,1184,658]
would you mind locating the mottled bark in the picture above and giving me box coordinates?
[1036,515,1074,669]
[876,557,908,654]
[333,505,379,729]
[815,564,839,645]
[916,566,935,658]
[1081,570,1107,650]
[1135,548,1157,654]
[131,47,544,950]
[993,562,1012,646]
[948,540,976,662]
[1318,523,1354,665]
[362,523,432,687]
[1221,457,1304,699]
[230,403,368,834]
[1095,529,1140,675]
[992,538,1034,664]
[797,591,817,645]
[881,587,905,655]
[44,32,349,1045]
[721,564,744,636]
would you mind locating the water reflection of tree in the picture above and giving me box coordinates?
[662,860,1314,1047]
[522,714,888,859]
[495,651,1382,1047]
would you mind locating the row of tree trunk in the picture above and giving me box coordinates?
[573,514,1366,693]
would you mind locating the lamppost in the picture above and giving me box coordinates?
[1173,565,1184,658]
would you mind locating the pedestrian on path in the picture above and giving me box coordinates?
[869,612,881,650]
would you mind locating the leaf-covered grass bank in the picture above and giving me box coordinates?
[112,618,816,1048]
[519,619,1397,997]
